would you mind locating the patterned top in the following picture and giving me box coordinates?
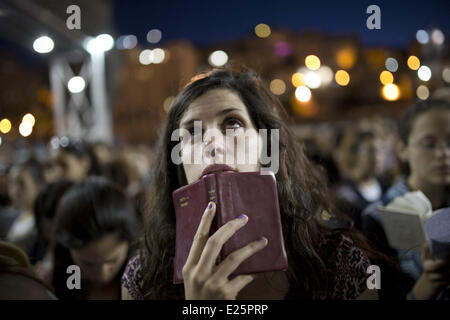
[121,232,371,300]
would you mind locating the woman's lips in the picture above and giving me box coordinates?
[200,164,236,178]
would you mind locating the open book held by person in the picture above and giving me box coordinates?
[379,191,450,259]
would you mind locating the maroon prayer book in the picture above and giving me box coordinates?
[172,171,288,284]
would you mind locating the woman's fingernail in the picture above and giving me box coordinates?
[238,214,247,220]
[258,237,267,243]
[208,202,213,209]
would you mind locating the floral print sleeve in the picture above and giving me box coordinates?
[121,255,145,300]
[324,233,371,299]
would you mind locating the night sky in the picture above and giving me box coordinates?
[114,0,450,48]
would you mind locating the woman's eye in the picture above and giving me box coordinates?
[224,118,243,130]
[187,127,202,136]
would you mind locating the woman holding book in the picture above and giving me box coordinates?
[122,66,380,300]
[362,98,450,299]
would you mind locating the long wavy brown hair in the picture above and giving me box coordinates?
[140,65,374,299]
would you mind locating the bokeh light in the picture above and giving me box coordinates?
[255,23,271,38]
[304,71,321,89]
[416,30,429,44]
[417,65,432,81]
[22,113,35,127]
[291,73,305,87]
[317,66,333,86]
[407,56,420,70]
[305,55,321,70]
[270,79,286,95]
[416,85,429,100]
[295,86,312,102]
[208,50,228,67]
[0,119,12,134]
[147,29,162,43]
[122,35,138,49]
[139,49,153,65]
[274,42,292,57]
[152,48,165,64]
[382,83,400,101]
[86,34,114,54]
[431,29,445,45]
[19,121,33,137]
[335,70,350,86]
[385,57,398,72]
[33,36,54,54]
[379,71,394,85]
[443,67,450,83]
[67,76,86,93]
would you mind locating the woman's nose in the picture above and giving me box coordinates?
[203,130,225,160]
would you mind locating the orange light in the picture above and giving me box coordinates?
[407,56,420,70]
[379,71,394,85]
[291,73,305,87]
[335,70,350,86]
[336,47,356,69]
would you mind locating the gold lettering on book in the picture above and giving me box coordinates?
[180,202,188,207]
[179,196,190,202]
[208,190,215,194]
[209,196,216,201]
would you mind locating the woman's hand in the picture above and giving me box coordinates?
[182,201,268,300]
[409,244,450,300]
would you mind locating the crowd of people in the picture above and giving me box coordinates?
[0,66,449,300]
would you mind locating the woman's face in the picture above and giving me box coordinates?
[52,151,89,182]
[401,108,450,186]
[70,233,129,285]
[179,89,262,184]
[352,138,382,181]
[8,167,39,210]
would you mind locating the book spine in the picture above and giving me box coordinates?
[204,174,220,235]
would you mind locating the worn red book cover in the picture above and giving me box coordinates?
[172,171,288,284]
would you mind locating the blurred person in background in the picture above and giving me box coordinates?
[362,98,450,300]
[29,180,73,284]
[52,177,140,300]
[334,128,387,230]
[0,240,56,300]
[0,165,15,240]
[5,158,44,251]
[48,139,101,183]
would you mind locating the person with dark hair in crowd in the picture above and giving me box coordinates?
[303,137,341,188]
[362,98,450,299]
[121,66,386,300]
[334,128,388,230]
[29,180,73,283]
[48,139,102,183]
[52,177,140,300]
[4,158,44,251]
